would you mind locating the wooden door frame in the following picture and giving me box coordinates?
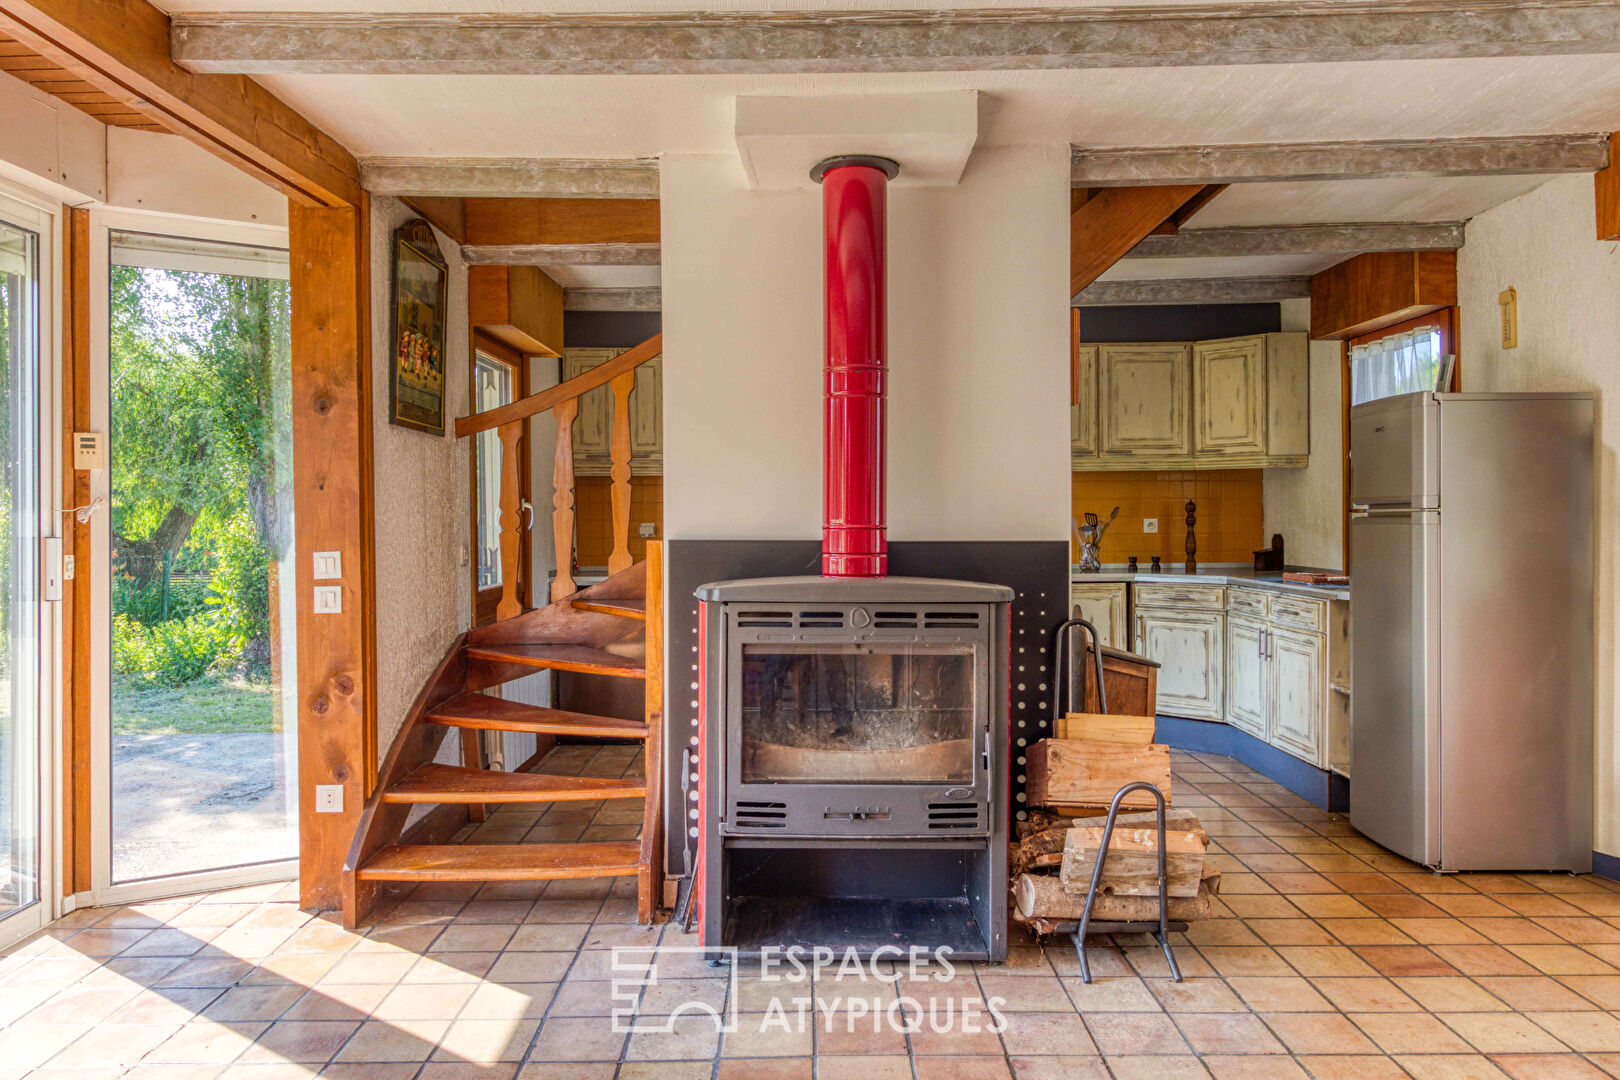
[469,331,531,626]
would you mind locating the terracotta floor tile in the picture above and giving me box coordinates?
[1103,1054,1214,1080]
[1506,947,1618,977]
[1150,978,1248,1013]
[1472,977,1597,1012]
[1258,1013,1381,1055]
[1275,946,1379,977]
[1433,946,1544,977]
[1005,1055,1111,1080]
[1291,895,1379,919]
[911,1057,1016,1080]
[1198,948,1295,977]
[1356,894,1451,919]
[1324,919,1419,947]
[1525,1012,1620,1052]
[1441,1011,1571,1053]
[1083,1011,1191,1055]
[1061,976,1163,1012]
[1355,946,1462,977]
[976,975,1071,1012]
[1226,977,1334,1012]
[715,1060,813,1080]
[526,1017,626,1062]
[1557,975,1620,1009]
[1393,976,1510,1012]
[1224,896,1308,920]
[720,1014,815,1058]
[1488,1054,1614,1080]
[1246,920,1339,947]
[1351,1011,1476,1053]
[1173,1013,1287,1055]
[1472,921,1570,946]
[1294,1055,1413,1080]
[1395,1053,1514,1079]
[813,1055,913,1080]
[236,1020,358,1063]
[1312,977,1422,1012]
[1200,1056,1310,1080]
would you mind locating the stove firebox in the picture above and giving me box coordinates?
[696,575,1011,960]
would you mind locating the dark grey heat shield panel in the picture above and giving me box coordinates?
[663,539,1069,873]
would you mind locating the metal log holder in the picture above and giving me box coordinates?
[1071,781,1184,983]
[1051,617,1109,722]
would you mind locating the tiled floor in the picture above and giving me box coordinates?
[3,745,1620,1079]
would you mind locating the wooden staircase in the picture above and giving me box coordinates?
[342,335,666,928]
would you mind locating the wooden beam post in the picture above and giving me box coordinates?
[0,0,359,206]
[61,206,91,898]
[290,200,376,910]
[1070,185,1207,298]
[1598,132,1620,241]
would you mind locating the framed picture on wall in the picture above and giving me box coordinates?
[388,219,448,434]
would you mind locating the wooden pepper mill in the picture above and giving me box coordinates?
[1185,500,1197,574]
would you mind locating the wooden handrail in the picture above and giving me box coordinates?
[455,332,662,438]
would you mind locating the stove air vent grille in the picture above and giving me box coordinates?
[733,800,788,828]
[927,802,982,830]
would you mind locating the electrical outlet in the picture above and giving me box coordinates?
[638,522,657,538]
[315,785,343,813]
[313,551,342,580]
[313,585,342,614]
[1143,518,1159,534]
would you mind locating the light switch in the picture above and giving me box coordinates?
[313,551,342,580]
[313,585,342,614]
[315,785,343,813]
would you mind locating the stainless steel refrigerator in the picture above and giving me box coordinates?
[1350,391,1593,872]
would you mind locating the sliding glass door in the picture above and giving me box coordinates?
[0,195,50,945]
[91,213,298,899]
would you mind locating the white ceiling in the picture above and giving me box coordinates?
[540,264,660,288]
[1098,253,1342,282]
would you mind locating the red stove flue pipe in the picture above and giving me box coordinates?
[814,154,898,578]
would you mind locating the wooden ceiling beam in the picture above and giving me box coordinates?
[172,0,1620,75]
[1073,275,1312,306]
[461,242,660,267]
[563,286,661,312]
[0,0,359,207]
[1127,221,1465,258]
[1070,184,1207,298]
[463,198,661,248]
[361,157,659,199]
[1073,133,1612,187]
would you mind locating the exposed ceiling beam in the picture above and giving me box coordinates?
[1,0,358,206]
[361,157,658,198]
[463,198,660,247]
[1127,221,1465,259]
[1073,133,1612,186]
[171,0,1620,76]
[564,286,661,312]
[1072,275,1313,305]
[461,242,661,266]
[1071,184,1209,298]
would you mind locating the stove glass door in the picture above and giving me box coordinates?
[738,643,975,784]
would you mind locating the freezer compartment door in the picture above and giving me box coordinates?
[1349,510,1439,866]
[1350,392,1439,508]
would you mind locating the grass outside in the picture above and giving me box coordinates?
[111,675,278,735]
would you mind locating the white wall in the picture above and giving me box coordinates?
[1458,173,1620,859]
[661,146,1072,544]
[1264,298,1346,571]
[107,129,286,228]
[370,195,471,753]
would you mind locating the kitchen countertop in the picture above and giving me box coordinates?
[1070,563,1351,601]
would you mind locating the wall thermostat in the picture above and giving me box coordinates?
[73,431,104,471]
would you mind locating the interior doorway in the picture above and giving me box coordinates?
[88,211,299,901]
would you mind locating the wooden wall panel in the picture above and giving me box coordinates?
[60,206,91,896]
[463,198,660,246]
[1597,131,1620,242]
[289,200,376,910]
[1309,250,1457,340]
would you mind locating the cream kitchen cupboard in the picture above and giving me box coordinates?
[1270,627,1328,764]
[1134,587,1225,722]
[1069,582,1127,648]
[1219,586,1343,769]
[562,348,663,476]
[1225,615,1269,738]
[1074,333,1308,470]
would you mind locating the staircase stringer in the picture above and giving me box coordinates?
[342,633,469,928]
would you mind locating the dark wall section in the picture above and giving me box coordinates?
[563,310,662,348]
[1077,303,1282,342]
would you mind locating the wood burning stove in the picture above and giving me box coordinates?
[689,155,1012,960]
[696,576,1012,959]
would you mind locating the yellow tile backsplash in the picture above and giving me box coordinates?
[1073,469,1264,566]
[574,475,663,569]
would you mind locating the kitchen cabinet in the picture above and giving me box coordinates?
[1099,344,1191,460]
[1225,615,1269,738]
[1075,333,1308,470]
[1069,582,1127,649]
[1270,626,1328,764]
[563,348,663,476]
[1135,595,1225,722]
[1071,343,1099,465]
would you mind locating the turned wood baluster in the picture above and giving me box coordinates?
[608,370,635,575]
[496,420,524,622]
[551,397,579,602]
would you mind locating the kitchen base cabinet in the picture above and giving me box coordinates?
[1136,608,1225,722]
[1271,626,1328,765]
[1069,582,1128,649]
[1225,615,1269,738]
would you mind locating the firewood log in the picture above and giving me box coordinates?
[1059,822,1206,898]
[1025,739,1172,811]
[1013,869,1221,923]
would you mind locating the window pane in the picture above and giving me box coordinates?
[0,218,40,920]
[474,355,514,591]
[108,231,298,882]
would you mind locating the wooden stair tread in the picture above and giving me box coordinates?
[384,763,645,804]
[463,642,646,678]
[359,842,642,882]
[570,598,647,620]
[427,693,649,739]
